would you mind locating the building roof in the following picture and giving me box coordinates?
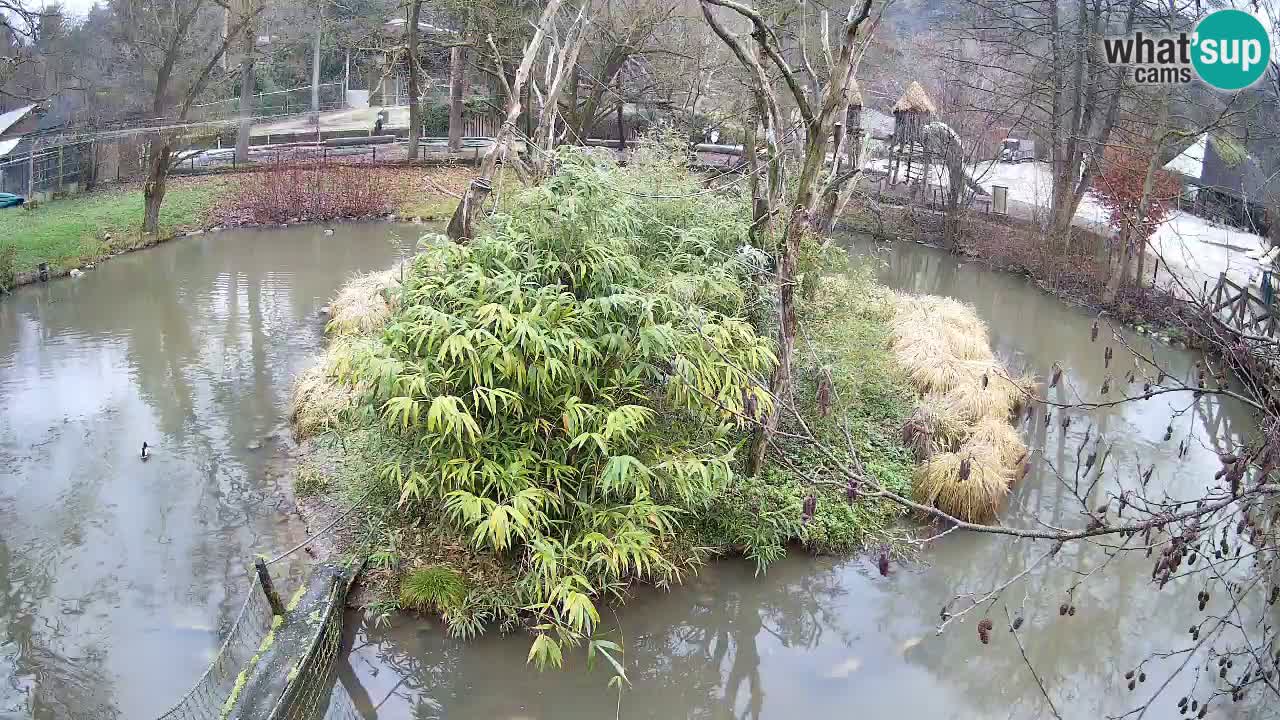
[0,104,36,137]
[1200,133,1275,204]
[1163,133,1206,178]
[892,81,936,114]
[0,138,19,158]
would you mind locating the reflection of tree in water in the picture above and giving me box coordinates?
[342,558,854,720]
[631,559,853,720]
[844,237,1265,719]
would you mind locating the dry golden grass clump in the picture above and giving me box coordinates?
[326,269,401,336]
[914,449,1012,523]
[290,339,374,439]
[889,293,1034,523]
[293,268,398,438]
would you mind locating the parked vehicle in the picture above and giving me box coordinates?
[999,138,1036,163]
[0,193,24,209]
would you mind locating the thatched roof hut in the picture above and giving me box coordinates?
[892,81,937,114]
[891,81,935,146]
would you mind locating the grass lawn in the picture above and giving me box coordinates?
[0,164,492,290]
[0,177,226,278]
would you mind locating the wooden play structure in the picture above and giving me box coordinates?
[887,81,937,193]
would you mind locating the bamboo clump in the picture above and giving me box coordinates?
[888,293,1034,522]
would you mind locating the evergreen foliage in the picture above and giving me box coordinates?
[299,147,922,671]
[343,149,776,664]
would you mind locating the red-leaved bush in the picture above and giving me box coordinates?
[222,160,400,225]
[1093,146,1182,241]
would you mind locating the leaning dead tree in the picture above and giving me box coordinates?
[527,5,590,181]
[446,0,569,242]
[700,0,878,475]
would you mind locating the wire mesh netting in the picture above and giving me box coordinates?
[263,563,363,720]
[191,83,346,122]
[153,573,275,720]
[0,140,96,196]
[152,560,362,720]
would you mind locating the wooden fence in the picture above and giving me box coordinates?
[1208,273,1277,337]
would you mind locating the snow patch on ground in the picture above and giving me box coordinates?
[867,158,1272,291]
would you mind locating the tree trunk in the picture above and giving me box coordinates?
[615,77,625,152]
[743,110,768,245]
[448,45,465,152]
[747,138,829,475]
[309,2,322,124]
[143,137,172,236]
[1102,235,1130,304]
[235,2,256,164]
[405,0,422,160]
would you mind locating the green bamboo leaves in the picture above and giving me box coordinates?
[351,149,773,668]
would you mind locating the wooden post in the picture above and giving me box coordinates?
[27,145,35,199]
[447,177,492,242]
[255,557,285,615]
[615,76,625,153]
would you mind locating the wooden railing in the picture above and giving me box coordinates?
[1208,273,1277,337]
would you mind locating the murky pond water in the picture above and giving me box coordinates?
[0,224,419,718]
[339,235,1259,719]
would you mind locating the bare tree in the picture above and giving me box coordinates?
[110,0,261,234]
[700,0,878,475]
[939,0,1138,246]
[447,44,465,151]
[233,0,258,163]
[528,5,590,180]
[0,1,44,105]
[446,0,565,242]
[405,0,424,159]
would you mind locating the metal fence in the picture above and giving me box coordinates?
[0,140,97,198]
[192,83,346,122]
[153,571,276,720]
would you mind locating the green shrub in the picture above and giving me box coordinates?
[343,148,774,665]
[400,566,467,613]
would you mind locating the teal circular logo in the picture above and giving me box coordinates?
[1192,10,1271,90]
